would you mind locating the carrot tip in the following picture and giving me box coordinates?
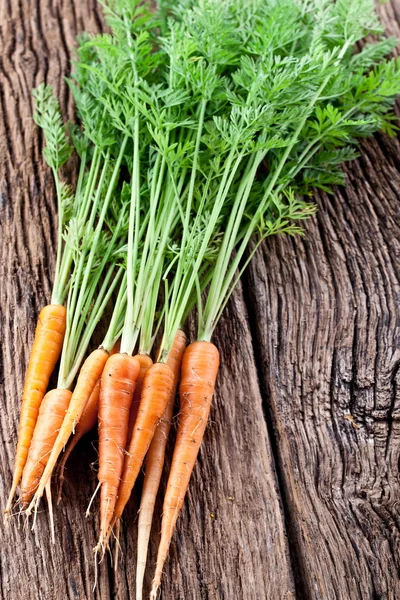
[93,541,102,554]
[95,531,110,559]
[4,478,20,519]
[150,585,160,600]
[3,501,15,523]
[25,503,33,517]
[45,481,55,544]
[30,497,40,531]
[93,538,108,564]
[25,491,40,518]
[93,547,99,593]
[113,520,121,571]
[86,481,101,518]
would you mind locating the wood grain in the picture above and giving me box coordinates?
[0,1,292,599]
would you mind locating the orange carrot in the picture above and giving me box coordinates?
[136,330,187,600]
[19,388,72,506]
[97,353,140,546]
[150,341,219,598]
[56,381,100,503]
[26,347,109,515]
[112,362,174,524]
[127,354,153,445]
[5,304,66,516]
[56,341,120,503]
[111,353,153,565]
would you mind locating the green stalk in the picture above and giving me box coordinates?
[102,271,128,352]
[51,145,101,305]
[66,150,111,344]
[62,147,104,319]
[182,100,207,250]
[120,106,142,355]
[202,150,263,337]
[69,206,127,359]
[68,137,128,349]
[60,265,124,389]
[159,144,247,358]
[53,147,89,303]
[134,179,182,342]
[199,42,356,341]
[138,258,164,355]
[51,173,65,305]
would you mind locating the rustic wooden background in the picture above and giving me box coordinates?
[1,1,400,599]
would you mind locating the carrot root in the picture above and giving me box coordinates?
[57,339,119,504]
[19,388,72,507]
[113,362,175,522]
[86,481,101,518]
[151,341,219,596]
[114,519,121,571]
[57,380,100,504]
[136,330,187,600]
[5,304,66,518]
[45,480,55,544]
[127,354,153,445]
[26,348,109,516]
[97,353,140,546]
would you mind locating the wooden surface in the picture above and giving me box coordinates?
[0,1,399,599]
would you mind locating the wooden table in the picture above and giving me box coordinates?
[1,1,400,598]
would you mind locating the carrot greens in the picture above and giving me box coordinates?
[32,86,74,306]
[154,0,400,343]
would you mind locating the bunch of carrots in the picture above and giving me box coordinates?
[5,0,400,597]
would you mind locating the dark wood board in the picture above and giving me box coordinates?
[0,1,399,599]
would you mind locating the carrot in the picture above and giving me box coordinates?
[110,357,153,566]
[5,304,67,517]
[56,380,100,503]
[136,329,186,600]
[112,362,174,524]
[97,353,140,547]
[56,340,121,503]
[19,388,72,506]
[26,347,109,515]
[127,354,153,446]
[150,341,219,598]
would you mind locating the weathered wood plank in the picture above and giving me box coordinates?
[0,1,293,599]
[245,4,400,598]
